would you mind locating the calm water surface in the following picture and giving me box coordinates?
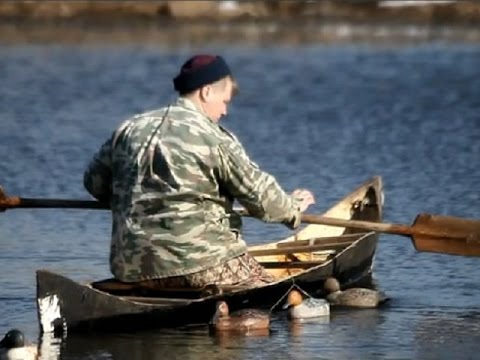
[0,42,479,359]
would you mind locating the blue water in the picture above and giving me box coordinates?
[0,42,479,359]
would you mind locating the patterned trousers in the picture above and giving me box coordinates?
[137,253,275,290]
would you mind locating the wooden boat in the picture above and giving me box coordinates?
[36,176,383,333]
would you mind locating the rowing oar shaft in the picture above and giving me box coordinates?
[2,192,480,257]
[301,213,474,241]
[239,209,451,240]
[1,197,475,244]
[0,197,109,210]
[301,213,480,257]
[301,214,414,236]
[238,207,480,256]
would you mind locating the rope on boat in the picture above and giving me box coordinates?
[268,277,315,313]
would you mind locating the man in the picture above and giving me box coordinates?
[84,54,315,289]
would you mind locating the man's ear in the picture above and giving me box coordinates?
[199,85,213,102]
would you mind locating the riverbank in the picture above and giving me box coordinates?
[1,1,480,45]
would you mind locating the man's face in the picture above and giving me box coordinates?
[200,78,233,123]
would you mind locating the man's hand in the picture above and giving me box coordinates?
[292,188,315,212]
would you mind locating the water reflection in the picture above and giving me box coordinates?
[37,332,62,360]
[22,296,480,360]
[54,327,273,360]
[414,311,480,360]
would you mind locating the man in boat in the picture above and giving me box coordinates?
[83,54,315,290]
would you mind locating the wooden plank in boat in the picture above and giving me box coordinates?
[90,280,222,298]
[120,296,194,305]
[259,260,328,269]
[249,243,343,257]
[90,280,254,299]
[277,233,362,248]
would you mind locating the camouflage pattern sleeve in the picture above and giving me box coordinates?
[83,136,113,203]
[216,130,301,229]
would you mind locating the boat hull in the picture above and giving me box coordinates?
[36,176,383,333]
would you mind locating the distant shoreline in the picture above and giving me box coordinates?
[1,0,480,45]
[1,20,480,46]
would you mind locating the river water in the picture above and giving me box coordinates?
[0,41,479,359]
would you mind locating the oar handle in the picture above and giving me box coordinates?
[0,197,109,210]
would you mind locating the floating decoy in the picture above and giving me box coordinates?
[283,289,330,319]
[210,301,270,334]
[0,329,37,360]
[324,277,388,308]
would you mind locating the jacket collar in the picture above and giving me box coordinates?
[174,97,216,124]
[175,97,202,113]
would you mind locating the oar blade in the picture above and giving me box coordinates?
[411,213,480,257]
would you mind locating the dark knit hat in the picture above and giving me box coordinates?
[173,55,232,95]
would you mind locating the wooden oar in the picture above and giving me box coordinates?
[0,197,108,209]
[300,213,480,257]
[239,209,480,257]
[1,187,479,257]
[0,187,108,210]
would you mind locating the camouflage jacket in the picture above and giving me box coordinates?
[84,97,300,282]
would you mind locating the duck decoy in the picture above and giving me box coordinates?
[210,301,270,334]
[0,329,38,360]
[283,289,330,320]
[324,277,388,308]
